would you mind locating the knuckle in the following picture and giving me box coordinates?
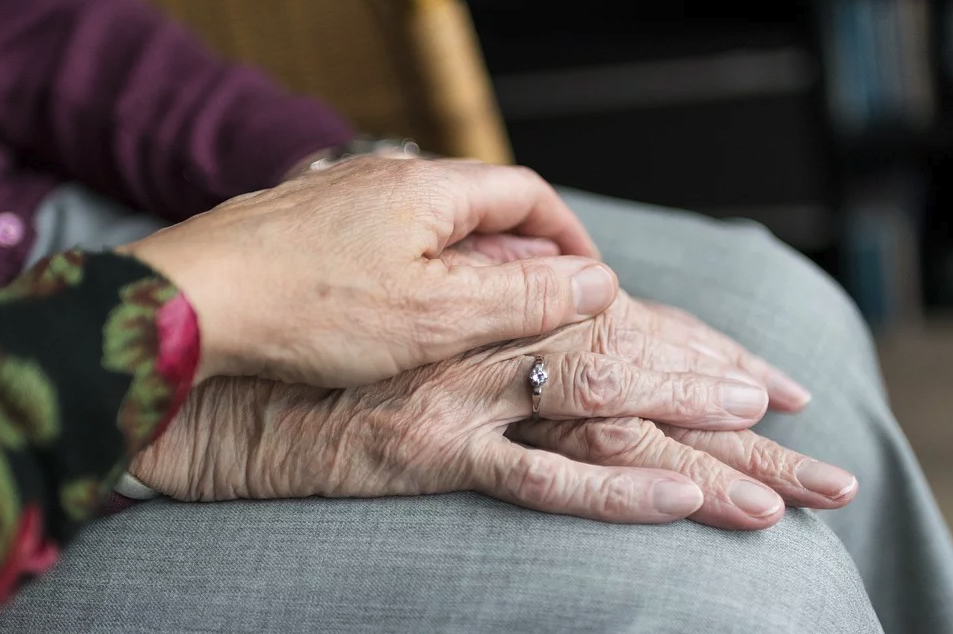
[668,445,705,478]
[611,418,696,473]
[510,452,560,506]
[577,417,669,467]
[519,260,566,334]
[670,445,729,493]
[594,473,636,517]
[743,439,786,476]
[580,421,639,464]
[622,420,670,463]
[589,312,618,355]
[668,376,715,416]
[650,426,727,487]
[569,356,626,416]
[654,425,740,489]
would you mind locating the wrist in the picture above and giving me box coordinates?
[113,242,232,383]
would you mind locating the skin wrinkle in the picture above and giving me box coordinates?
[582,422,635,464]
[598,472,635,518]
[635,331,656,369]
[670,375,708,420]
[319,393,374,497]
[612,419,664,465]
[269,392,316,497]
[596,314,622,357]
[404,269,471,362]
[741,434,792,486]
[194,384,219,502]
[663,440,705,486]
[310,411,351,497]
[659,424,789,496]
[573,356,626,418]
[512,260,540,338]
[244,384,272,500]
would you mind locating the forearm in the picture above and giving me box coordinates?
[0,250,200,604]
[0,0,355,221]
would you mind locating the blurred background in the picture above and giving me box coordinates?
[152,0,952,523]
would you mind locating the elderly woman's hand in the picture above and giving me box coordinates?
[130,297,853,531]
[119,157,614,387]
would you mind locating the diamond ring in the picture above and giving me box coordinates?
[529,355,548,420]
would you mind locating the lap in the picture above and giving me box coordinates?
[2,184,900,633]
[0,494,880,634]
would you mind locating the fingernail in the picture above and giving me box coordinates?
[729,481,783,517]
[652,480,704,516]
[767,370,812,408]
[571,265,615,315]
[720,383,768,418]
[796,461,857,499]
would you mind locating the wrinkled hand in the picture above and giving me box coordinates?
[120,157,613,387]
[132,245,854,530]
[447,234,813,412]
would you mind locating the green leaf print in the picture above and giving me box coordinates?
[116,372,171,450]
[102,278,177,377]
[102,278,177,453]
[60,478,101,522]
[0,251,85,302]
[0,454,21,555]
[0,356,60,446]
[0,419,25,451]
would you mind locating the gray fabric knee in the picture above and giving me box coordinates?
[0,495,881,633]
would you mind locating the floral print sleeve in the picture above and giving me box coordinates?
[0,250,200,604]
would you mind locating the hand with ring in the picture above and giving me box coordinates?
[130,242,856,530]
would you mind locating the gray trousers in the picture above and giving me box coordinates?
[3,185,952,633]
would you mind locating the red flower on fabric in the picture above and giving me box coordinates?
[102,281,200,451]
[151,291,200,440]
[0,505,59,605]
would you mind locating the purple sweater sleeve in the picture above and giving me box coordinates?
[0,0,355,222]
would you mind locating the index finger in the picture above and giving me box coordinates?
[635,300,812,411]
[435,160,601,259]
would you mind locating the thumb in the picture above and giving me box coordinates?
[446,256,618,345]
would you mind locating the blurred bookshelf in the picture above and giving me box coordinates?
[466,0,953,332]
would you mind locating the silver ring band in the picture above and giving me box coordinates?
[529,355,548,420]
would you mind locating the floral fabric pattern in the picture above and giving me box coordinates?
[0,250,199,605]
[0,251,85,302]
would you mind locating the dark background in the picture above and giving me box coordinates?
[465,0,953,333]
